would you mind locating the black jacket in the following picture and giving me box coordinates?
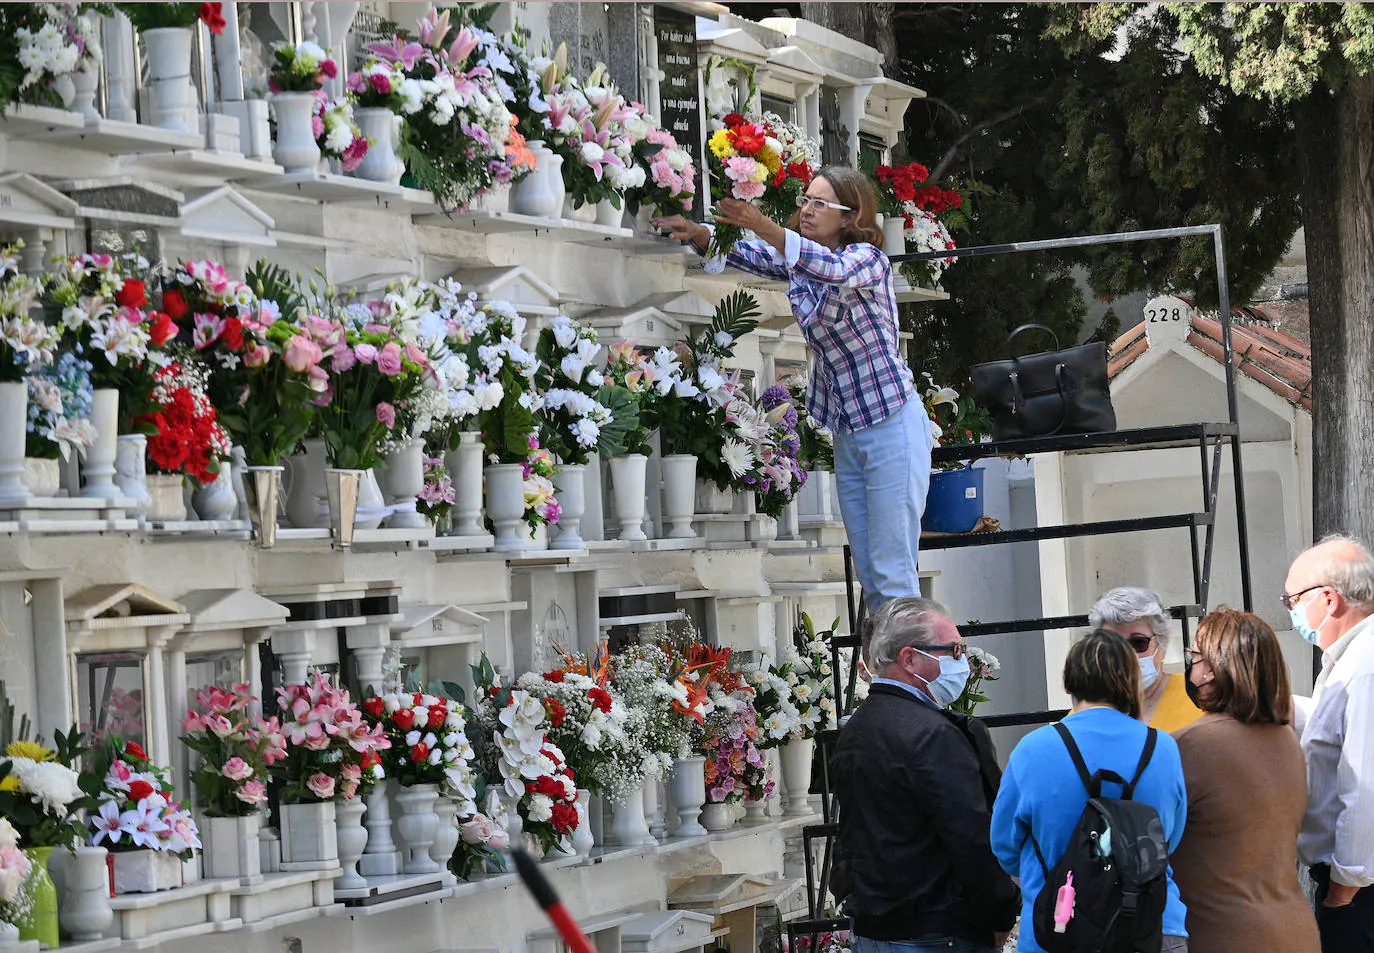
[830,683,1020,945]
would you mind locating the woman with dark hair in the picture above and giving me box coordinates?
[990,629,1190,952]
[653,166,929,613]
[1170,609,1319,953]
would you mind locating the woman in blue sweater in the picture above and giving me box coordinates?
[991,629,1190,952]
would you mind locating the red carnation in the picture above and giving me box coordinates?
[427,706,448,729]
[199,2,226,35]
[391,708,415,731]
[544,670,565,683]
[563,766,575,783]
[148,312,177,347]
[220,316,244,351]
[128,780,155,801]
[161,288,189,321]
[363,697,385,718]
[550,802,578,833]
[413,693,424,705]
[543,698,567,728]
[115,279,146,309]
[410,742,430,763]
[723,112,746,129]
[124,741,147,761]
[587,688,612,714]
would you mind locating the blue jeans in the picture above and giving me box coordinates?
[833,397,932,614]
[854,933,998,953]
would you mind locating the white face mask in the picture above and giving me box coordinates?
[911,648,972,708]
[1291,591,1332,647]
[1138,654,1161,690]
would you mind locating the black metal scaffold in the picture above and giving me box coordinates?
[787,224,1253,949]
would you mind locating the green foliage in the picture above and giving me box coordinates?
[593,384,646,458]
[115,2,209,32]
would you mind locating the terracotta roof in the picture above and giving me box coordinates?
[1109,312,1313,411]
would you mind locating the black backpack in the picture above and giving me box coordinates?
[1030,723,1171,953]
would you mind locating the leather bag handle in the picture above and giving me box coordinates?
[1006,323,1062,356]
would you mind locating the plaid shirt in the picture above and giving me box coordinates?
[707,230,913,433]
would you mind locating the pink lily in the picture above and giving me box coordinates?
[417,9,452,50]
[365,35,425,71]
[446,28,480,67]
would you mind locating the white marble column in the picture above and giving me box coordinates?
[101,10,138,123]
[758,336,780,389]
[272,629,316,686]
[146,626,178,768]
[345,623,390,698]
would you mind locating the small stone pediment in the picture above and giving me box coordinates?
[180,186,275,247]
[0,173,78,230]
[446,265,560,316]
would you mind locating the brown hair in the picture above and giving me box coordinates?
[786,165,884,248]
[1193,608,1291,725]
[1064,628,1143,719]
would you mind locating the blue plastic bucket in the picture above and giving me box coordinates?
[921,466,985,534]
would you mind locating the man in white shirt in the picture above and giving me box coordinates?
[1286,536,1374,951]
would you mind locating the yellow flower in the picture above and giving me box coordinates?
[760,147,782,176]
[751,161,770,184]
[708,129,735,159]
[5,741,53,762]
[0,774,18,792]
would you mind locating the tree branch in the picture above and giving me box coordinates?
[930,97,1047,181]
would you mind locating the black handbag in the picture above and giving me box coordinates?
[970,323,1117,440]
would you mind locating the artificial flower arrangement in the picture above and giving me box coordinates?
[273,673,391,804]
[0,816,35,934]
[864,157,964,289]
[0,240,57,383]
[920,373,993,469]
[754,384,808,519]
[360,690,479,814]
[313,90,369,172]
[43,252,172,427]
[627,114,697,218]
[545,64,640,211]
[85,738,200,859]
[949,646,1001,716]
[458,299,538,465]
[607,643,696,783]
[25,352,96,463]
[469,656,581,856]
[268,40,338,93]
[2,4,82,109]
[534,314,622,466]
[781,372,834,472]
[516,646,649,806]
[368,9,518,212]
[179,683,286,816]
[745,655,804,748]
[783,613,838,741]
[701,691,771,806]
[601,340,661,459]
[419,278,502,457]
[520,436,561,536]
[704,111,817,257]
[0,733,89,849]
[136,360,231,487]
[415,454,455,526]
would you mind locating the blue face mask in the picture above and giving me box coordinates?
[913,648,972,707]
[1138,654,1161,690]
[1291,593,1331,646]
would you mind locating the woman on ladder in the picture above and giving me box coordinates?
[654,165,931,620]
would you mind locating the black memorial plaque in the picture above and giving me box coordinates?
[653,6,703,220]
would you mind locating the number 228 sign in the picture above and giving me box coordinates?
[1143,295,1196,341]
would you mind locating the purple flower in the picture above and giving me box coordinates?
[761,384,790,409]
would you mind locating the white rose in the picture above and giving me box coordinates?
[579,141,605,164]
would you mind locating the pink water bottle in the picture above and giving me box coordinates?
[1053,871,1076,933]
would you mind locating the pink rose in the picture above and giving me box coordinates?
[283,334,323,373]
[460,814,494,845]
[340,779,360,800]
[235,780,268,805]
[487,826,510,850]
[181,710,207,733]
[207,714,236,738]
[331,345,357,373]
[306,772,336,799]
[341,763,362,782]
[221,757,253,781]
[376,342,403,376]
[405,341,427,366]
[376,402,396,429]
[370,72,392,96]
[243,344,272,368]
[354,343,377,364]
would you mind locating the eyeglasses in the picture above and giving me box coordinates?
[1126,635,1156,655]
[1280,584,1329,610]
[1184,647,1206,663]
[795,195,852,213]
[918,642,966,660]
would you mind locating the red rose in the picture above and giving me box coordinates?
[391,708,415,731]
[128,780,155,801]
[427,706,447,729]
[124,741,147,761]
[361,750,381,770]
[199,2,226,34]
[723,112,746,129]
[162,288,189,320]
[409,742,429,763]
[363,697,385,718]
[587,688,612,714]
[148,312,177,347]
[543,698,566,728]
[115,279,146,309]
[220,316,244,351]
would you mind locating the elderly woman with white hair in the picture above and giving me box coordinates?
[1089,586,1203,733]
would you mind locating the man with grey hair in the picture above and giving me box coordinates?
[1286,536,1374,950]
[831,597,1019,953]
[1089,586,1202,731]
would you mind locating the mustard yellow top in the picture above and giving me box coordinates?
[1149,672,1203,734]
